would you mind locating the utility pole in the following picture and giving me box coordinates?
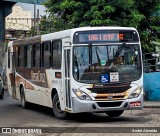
[34,2,36,35]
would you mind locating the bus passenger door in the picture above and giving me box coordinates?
[64,48,72,110]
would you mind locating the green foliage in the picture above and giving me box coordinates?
[40,0,160,52]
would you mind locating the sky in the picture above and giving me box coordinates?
[15,2,46,18]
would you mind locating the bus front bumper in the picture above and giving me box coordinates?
[71,94,143,113]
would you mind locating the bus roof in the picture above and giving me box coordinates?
[9,36,41,47]
[8,26,138,47]
[41,26,137,42]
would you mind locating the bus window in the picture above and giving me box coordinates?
[35,44,40,67]
[20,47,24,67]
[42,41,51,68]
[24,45,31,68]
[8,48,10,68]
[15,47,19,67]
[32,45,36,67]
[52,40,62,69]
[16,46,24,67]
[31,44,40,68]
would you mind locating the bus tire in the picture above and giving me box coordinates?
[106,110,124,117]
[52,93,67,119]
[0,89,4,99]
[20,87,28,109]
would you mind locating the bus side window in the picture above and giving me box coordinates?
[24,45,31,68]
[8,47,10,68]
[20,46,24,67]
[35,44,40,67]
[15,47,20,67]
[26,45,32,68]
[32,45,36,67]
[52,40,62,69]
[41,41,51,68]
[31,44,40,68]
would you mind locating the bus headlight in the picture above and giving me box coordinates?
[128,87,142,99]
[73,89,92,100]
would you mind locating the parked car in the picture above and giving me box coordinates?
[0,76,4,99]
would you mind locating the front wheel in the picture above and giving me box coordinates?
[106,110,124,117]
[52,93,67,119]
[0,89,4,99]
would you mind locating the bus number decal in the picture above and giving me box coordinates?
[31,71,46,82]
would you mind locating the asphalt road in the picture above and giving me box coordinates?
[0,90,160,136]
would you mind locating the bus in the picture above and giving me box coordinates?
[7,27,143,119]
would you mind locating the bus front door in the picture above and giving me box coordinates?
[64,48,72,110]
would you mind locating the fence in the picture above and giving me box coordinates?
[143,51,160,73]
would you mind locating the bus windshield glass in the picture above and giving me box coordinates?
[73,44,141,84]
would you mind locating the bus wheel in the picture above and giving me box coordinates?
[20,87,28,109]
[52,93,67,119]
[106,110,124,117]
[0,89,4,99]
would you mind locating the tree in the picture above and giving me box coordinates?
[41,0,160,52]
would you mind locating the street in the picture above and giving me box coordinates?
[0,90,160,136]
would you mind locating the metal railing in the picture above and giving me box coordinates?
[143,51,160,73]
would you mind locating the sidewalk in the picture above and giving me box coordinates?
[143,100,160,108]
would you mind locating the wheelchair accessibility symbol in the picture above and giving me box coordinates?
[100,74,109,83]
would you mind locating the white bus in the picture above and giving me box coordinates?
[7,27,143,119]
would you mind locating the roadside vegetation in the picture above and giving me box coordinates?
[39,0,160,53]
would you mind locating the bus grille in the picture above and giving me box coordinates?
[97,102,122,107]
[88,85,130,94]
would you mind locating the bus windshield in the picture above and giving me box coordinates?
[73,44,142,84]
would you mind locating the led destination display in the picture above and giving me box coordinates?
[73,30,139,43]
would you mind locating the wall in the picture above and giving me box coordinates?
[6,5,32,31]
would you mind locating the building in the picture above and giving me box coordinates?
[5,5,32,39]
[5,5,40,39]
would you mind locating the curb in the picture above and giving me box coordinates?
[144,106,160,108]
[143,101,160,108]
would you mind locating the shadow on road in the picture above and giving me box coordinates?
[16,102,151,124]
[3,90,152,124]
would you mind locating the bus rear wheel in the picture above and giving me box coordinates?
[106,110,124,117]
[52,93,67,119]
[20,87,28,109]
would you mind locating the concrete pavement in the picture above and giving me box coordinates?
[144,100,160,108]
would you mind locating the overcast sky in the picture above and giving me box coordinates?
[15,2,46,17]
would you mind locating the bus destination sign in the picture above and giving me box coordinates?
[79,33,124,42]
[73,30,138,44]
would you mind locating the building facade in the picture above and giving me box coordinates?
[5,5,35,39]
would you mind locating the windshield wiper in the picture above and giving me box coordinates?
[95,47,101,64]
[114,43,126,58]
